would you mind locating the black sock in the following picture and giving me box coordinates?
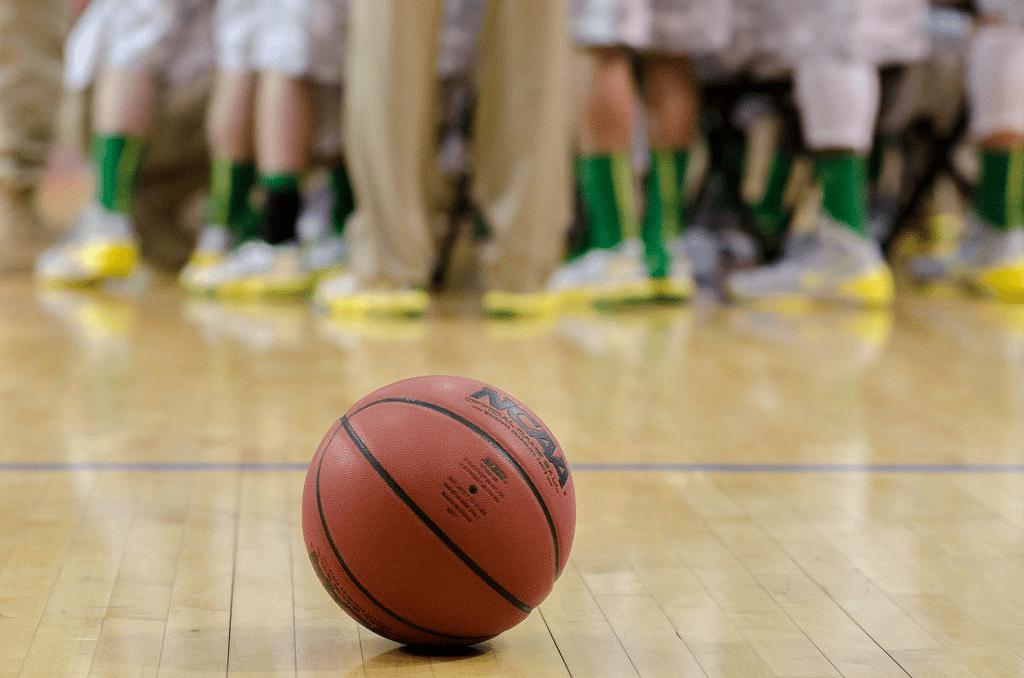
[260,187,301,245]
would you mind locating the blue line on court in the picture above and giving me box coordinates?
[0,460,1023,473]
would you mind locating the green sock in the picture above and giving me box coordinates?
[577,152,637,250]
[93,134,147,215]
[262,172,301,193]
[816,153,868,237]
[641,149,689,278]
[208,158,257,241]
[328,165,355,235]
[975,148,1024,230]
[749,150,794,241]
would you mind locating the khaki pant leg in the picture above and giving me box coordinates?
[344,0,443,286]
[0,0,65,191]
[472,0,572,293]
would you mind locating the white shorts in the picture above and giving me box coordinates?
[215,0,347,83]
[727,0,929,70]
[572,0,733,56]
[64,0,213,91]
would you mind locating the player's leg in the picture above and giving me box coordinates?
[724,0,929,306]
[0,0,65,273]
[212,70,316,298]
[727,57,894,306]
[298,84,351,278]
[313,0,440,316]
[179,68,258,292]
[639,53,699,300]
[36,0,174,285]
[207,0,346,299]
[636,0,731,298]
[543,28,651,306]
[953,13,1024,299]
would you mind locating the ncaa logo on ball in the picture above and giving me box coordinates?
[469,387,571,488]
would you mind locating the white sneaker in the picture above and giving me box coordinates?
[313,272,429,317]
[179,225,231,294]
[546,238,652,306]
[35,203,138,285]
[296,183,333,242]
[726,215,895,307]
[206,240,313,299]
[947,214,1024,300]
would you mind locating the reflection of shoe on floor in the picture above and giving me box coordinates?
[179,225,230,294]
[0,187,50,274]
[948,215,1024,301]
[37,288,137,349]
[318,315,428,349]
[726,216,894,308]
[556,310,650,360]
[730,306,893,379]
[546,239,653,306]
[35,203,138,286]
[217,301,310,351]
[205,240,313,299]
[314,272,430,317]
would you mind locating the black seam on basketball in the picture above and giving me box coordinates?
[341,416,534,615]
[351,396,561,576]
[314,420,489,642]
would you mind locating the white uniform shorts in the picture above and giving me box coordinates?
[572,0,733,56]
[730,0,929,69]
[64,0,213,91]
[215,0,347,84]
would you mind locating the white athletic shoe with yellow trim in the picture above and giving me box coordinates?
[314,272,430,317]
[726,215,894,308]
[179,225,230,295]
[35,203,138,286]
[948,215,1024,301]
[482,289,557,317]
[546,238,654,306]
[205,240,314,299]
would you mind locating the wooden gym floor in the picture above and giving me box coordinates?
[1,277,1023,677]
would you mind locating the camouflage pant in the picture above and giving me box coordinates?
[0,0,65,191]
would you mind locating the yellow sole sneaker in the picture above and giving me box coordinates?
[969,260,1024,302]
[217,276,314,300]
[38,243,139,287]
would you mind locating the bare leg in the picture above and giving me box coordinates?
[93,69,156,137]
[255,71,315,174]
[642,55,699,149]
[578,47,635,154]
[981,131,1024,151]
[207,69,257,161]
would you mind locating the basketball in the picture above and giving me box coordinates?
[301,375,576,646]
